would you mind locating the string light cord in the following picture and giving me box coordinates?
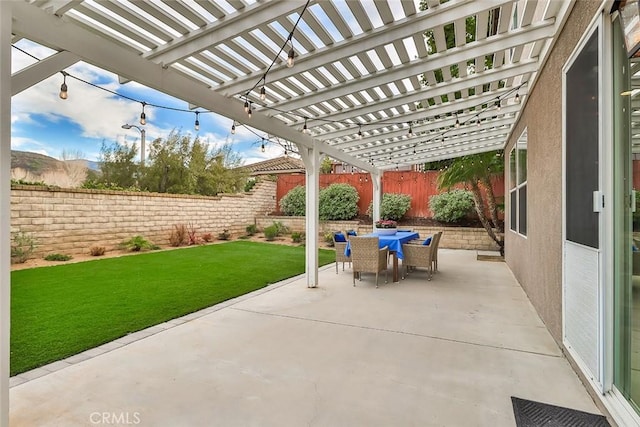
[243,0,311,100]
[12,43,521,162]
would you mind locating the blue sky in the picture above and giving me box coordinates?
[11,39,284,165]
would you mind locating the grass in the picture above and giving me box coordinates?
[11,241,335,376]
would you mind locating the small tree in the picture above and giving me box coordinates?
[319,183,359,220]
[438,150,505,254]
[280,185,306,216]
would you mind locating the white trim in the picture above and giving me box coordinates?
[601,9,615,395]
[509,129,528,237]
[603,387,640,427]
[0,3,10,427]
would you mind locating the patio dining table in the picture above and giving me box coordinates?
[345,231,420,282]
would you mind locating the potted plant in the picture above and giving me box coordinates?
[374,219,398,235]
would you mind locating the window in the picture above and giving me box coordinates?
[510,130,527,235]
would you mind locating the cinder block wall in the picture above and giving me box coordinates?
[10,180,276,257]
[256,216,501,251]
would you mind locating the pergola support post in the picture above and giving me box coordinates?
[0,3,12,426]
[298,144,319,288]
[372,171,382,226]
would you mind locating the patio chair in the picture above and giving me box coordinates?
[333,232,351,273]
[401,240,434,281]
[431,231,443,273]
[350,236,389,288]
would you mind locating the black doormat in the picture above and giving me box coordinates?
[511,397,610,427]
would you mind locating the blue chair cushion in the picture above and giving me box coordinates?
[334,232,347,242]
[422,237,432,246]
[346,230,357,236]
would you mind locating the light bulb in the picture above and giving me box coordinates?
[287,48,295,68]
[244,100,249,113]
[260,86,266,101]
[194,113,200,131]
[231,122,236,134]
[59,81,68,100]
[140,112,146,126]
[261,142,265,153]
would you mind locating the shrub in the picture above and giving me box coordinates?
[169,224,187,247]
[218,229,231,240]
[367,193,412,221]
[44,253,73,261]
[280,185,306,216]
[323,232,335,247]
[119,235,155,252]
[89,246,106,256]
[246,224,259,236]
[244,178,257,192]
[319,183,359,220]
[272,221,289,235]
[429,189,475,223]
[187,223,199,245]
[11,232,37,264]
[264,225,278,241]
[291,231,304,243]
[201,233,213,243]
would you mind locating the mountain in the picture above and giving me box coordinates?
[10,150,96,188]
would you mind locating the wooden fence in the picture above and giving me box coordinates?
[276,171,505,218]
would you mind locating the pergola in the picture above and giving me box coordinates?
[0,0,575,424]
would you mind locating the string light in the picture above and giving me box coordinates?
[455,114,460,129]
[260,77,267,101]
[303,117,310,134]
[194,111,200,131]
[59,72,68,100]
[261,138,265,153]
[408,122,414,137]
[287,37,295,68]
[19,39,521,168]
[139,102,147,125]
[231,121,236,134]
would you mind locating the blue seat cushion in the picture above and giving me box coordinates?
[422,237,432,246]
[334,232,347,242]
[346,230,357,236]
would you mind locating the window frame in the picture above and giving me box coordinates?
[510,129,528,236]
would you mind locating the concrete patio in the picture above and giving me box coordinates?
[9,249,602,426]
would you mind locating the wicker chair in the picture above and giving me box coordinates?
[333,235,351,274]
[401,240,434,281]
[431,231,443,273]
[349,236,389,287]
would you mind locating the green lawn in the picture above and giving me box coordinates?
[11,241,335,376]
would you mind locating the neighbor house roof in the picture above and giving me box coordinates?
[241,156,305,176]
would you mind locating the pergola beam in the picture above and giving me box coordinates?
[11,50,79,96]
[218,0,515,96]
[275,20,553,113]
[10,1,376,175]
